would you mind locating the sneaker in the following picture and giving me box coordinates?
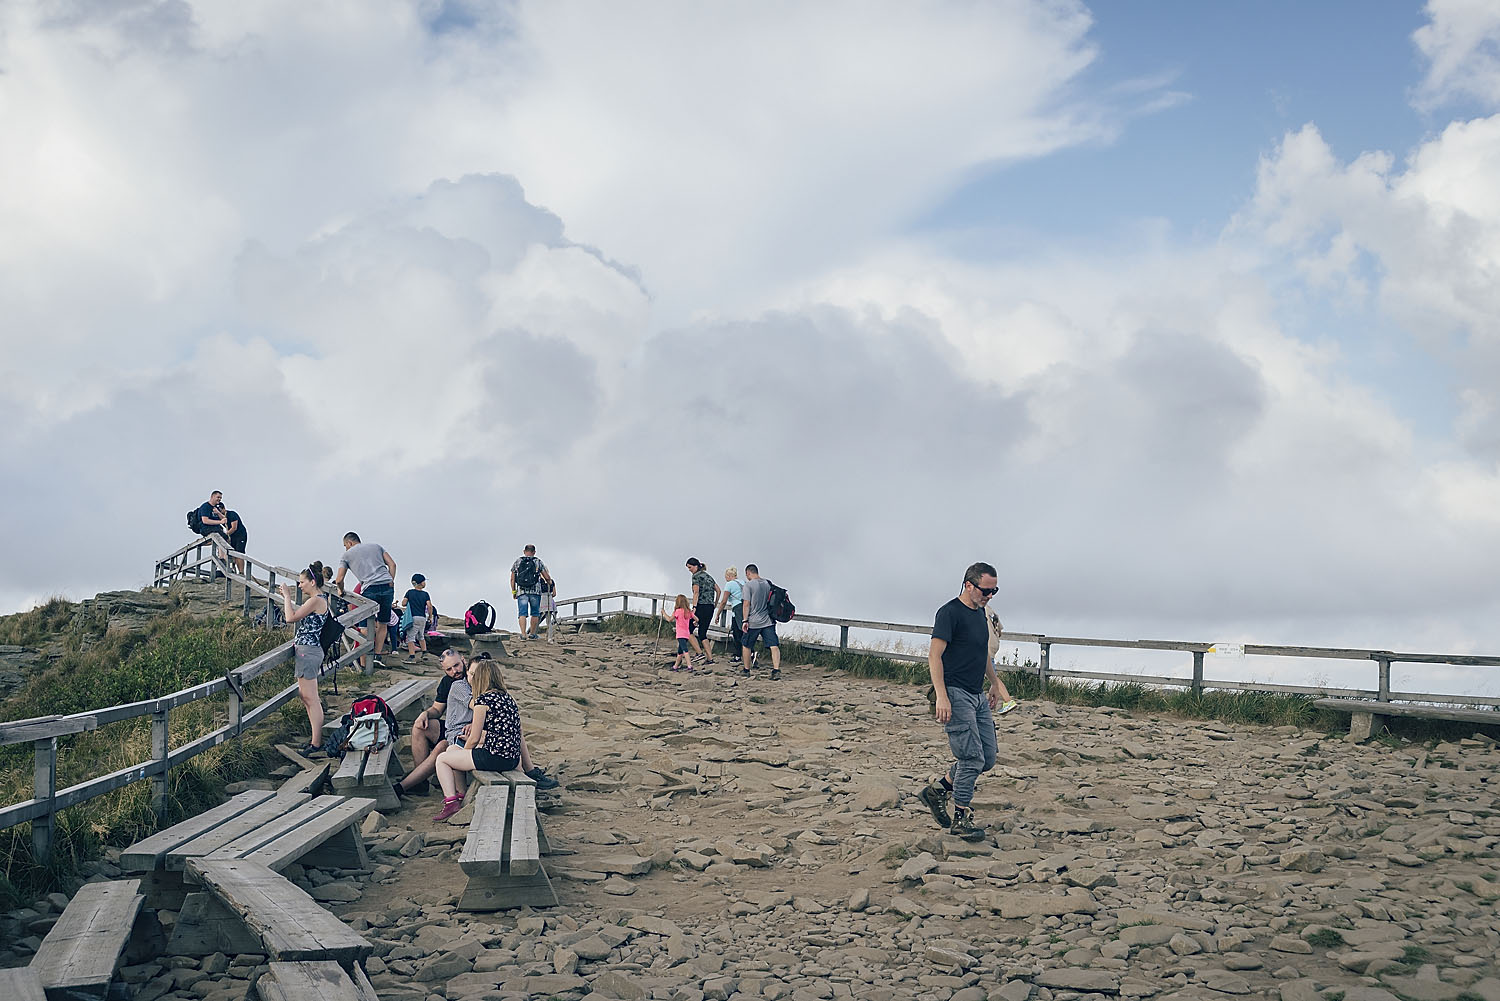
[300,742,325,759]
[770,668,781,681]
[919,782,952,829]
[528,633,540,640]
[433,795,465,823]
[997,699,1019,715]
[392,782,408,801]
[527,768,561,791]
[730,655,742,664]
[740,666,751,677]
[950,806,987,843]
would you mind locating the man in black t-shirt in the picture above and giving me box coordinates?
[223,507,247,574]
[919,561,1004,842]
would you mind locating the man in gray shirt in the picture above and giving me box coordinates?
[333,532,397,671]
[738,564,781,680]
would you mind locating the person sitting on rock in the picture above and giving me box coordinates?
[428,654,557,819]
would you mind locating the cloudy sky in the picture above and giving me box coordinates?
[4,1,1500,695]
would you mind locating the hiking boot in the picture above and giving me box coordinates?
[740,666,751,677]
[433,795,465,823]
[919,782,951,829]
[527,767,561,791]
[770,668,781,681]
[950,805,987,843]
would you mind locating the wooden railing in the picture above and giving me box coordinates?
[1,538,379,865]
[553,590,1500,709]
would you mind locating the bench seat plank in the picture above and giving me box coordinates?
[331,744,395,788]
[166,794,310,870]
[239,797,374,871]
[184,859,370,964]
[29,878,143,998]
[203,795,371,871]
[0,968,45,1001]
[508,784,541,876]
[1314,698,1500,725]
[472,767,536,787]
[459,786,509,876]
[121,790,276,871]
[257,960,376,1001]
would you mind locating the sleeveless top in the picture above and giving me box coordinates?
[293,594,330,646]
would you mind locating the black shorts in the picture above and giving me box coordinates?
[472,748,519,772]
[229,533,247,554]
[694,604,715,641]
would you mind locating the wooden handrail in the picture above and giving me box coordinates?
[4,540,384,864]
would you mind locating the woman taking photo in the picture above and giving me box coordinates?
[281,561,331,757]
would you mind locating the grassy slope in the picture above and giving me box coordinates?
[597,613,1500,740]
[0,596,305,904]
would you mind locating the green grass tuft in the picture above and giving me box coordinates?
[1305,929,1344,948]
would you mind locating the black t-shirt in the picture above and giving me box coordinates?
[226,511,247,543]
[932,596,988,694]
[435,674,454,704]
[405,589,431,616]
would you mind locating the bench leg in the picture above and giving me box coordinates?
[1348,711,1380,743]
[458,869,558,911]
[536,817,552,856]
[300,823,370,872]
[167,892,263,956]
[138,869,189,911]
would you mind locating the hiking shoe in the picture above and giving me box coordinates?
[950,806,987,843]
[730,655,742,664]
[392,782,408,801]
[997,699,1019,715]
[740,666,751,677]
[919,782,952,829]
[433,795,465,822]
[527,768,561,790]
[770,668,781,681]
[300,742,325,759]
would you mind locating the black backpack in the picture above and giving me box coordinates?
[187,508,205,535]
[514,556,541,592]
[465,601,496,635]
[766,581,795,623]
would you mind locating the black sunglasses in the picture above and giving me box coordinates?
[970,584,999,597]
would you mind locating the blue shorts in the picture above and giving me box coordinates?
[742,624,779,649]
[363,583,395,621]
[677,637,691,653]
[517,593,540,617]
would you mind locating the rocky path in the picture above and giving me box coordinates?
[15,627,1500,1001]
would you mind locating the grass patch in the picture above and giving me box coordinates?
[1305,928,1345,948]
[0,596,305,904]
[600,614,1347,730]
[1401,945,1430,965]
[1324,992,1345,1001]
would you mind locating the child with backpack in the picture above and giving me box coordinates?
[399,573,433,662]
[281,561,332,757]
[661,594,696,672]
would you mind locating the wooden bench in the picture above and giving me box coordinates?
[456,779,557,911]
[329,678,435,811]
[122,789,374,910]
[182,859,371,965]
[257,960,378,1001]
[24,878,143,1000]
[1315,698,1500,741]
[469,768,553,853]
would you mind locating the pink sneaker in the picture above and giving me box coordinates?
[433,795,464,822]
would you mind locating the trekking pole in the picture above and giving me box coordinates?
[650,592,667,662]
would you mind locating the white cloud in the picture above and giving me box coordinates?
[6,1,1500,697]
[1414,0,1500,110]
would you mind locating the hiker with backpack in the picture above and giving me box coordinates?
[281,561,333,757]
[685,558,718,666]
[510,545,553,640]
[739,564,789,680]
[397,574,433,662]
[333,532,398,672]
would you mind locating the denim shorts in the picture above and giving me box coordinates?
[363,583,395,621]
[677,637,691,653]
[516,593,541,617]
[742,624,779,648]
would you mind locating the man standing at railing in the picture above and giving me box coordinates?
[333,532,398,671]
[919,561,1002,843]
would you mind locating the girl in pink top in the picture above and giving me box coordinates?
[661,594,696,671]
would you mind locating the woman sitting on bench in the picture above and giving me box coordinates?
[431,654,537,822]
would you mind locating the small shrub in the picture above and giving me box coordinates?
[1305,929,1344,948]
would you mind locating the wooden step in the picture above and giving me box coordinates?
[29,878,143,1000]
[184,859,370,964]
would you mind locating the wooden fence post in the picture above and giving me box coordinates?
[650,597,657,618]
[1192,651,1205,696]
[596,597,603,620]
[32,737,56,867]
[227,676,243,738]
[265,571,276,630]
[1039,641,1051,687]
[1377,657,1391,703]
[151,707,170,822]
[840,625,849,652]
